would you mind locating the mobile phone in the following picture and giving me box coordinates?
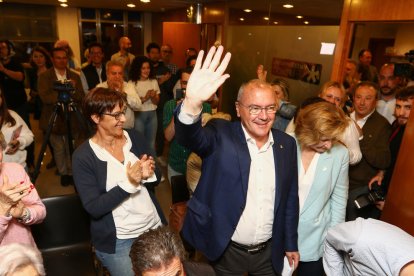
[175,88,186,100]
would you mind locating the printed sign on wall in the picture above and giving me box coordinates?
[271,58,322,85]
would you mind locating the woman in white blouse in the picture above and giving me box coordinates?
[128,56,160,155]
[293,101,349,276]
[0,86,34,169]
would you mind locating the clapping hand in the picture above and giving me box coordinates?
[0,175,31,216]
[183,46,231,115]
[140,155,155,179]
[126,155,155,186]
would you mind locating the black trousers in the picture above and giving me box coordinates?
[213,241,278,276]
[297,258,324,276]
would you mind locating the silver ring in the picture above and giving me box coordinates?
[19,191,24,195]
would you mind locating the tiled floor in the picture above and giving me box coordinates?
[31,115,173,221]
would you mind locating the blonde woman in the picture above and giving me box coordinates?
[294,101,349,275]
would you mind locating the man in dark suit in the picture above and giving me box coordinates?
[174,46,299,275]
[347,81,391,220]
[38,47,84,186]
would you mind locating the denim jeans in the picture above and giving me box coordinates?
[134,110,157,156]
[95,238,135,276]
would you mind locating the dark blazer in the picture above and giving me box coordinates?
[38,68,84,134]
[349,111,391,190]
[175,109,299,274]
[81,63,107,91]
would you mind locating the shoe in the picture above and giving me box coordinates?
[156,156,167,167]
[61,175,71,187]
[46,159,56,169]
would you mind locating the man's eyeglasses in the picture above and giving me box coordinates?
[237,102,277,115]
[102,108,127,120]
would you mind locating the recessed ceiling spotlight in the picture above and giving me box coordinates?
[263,17,269,20]
[273,21,278,24]
[240,18,245,21]
[140,0,150,3]
[304,21,309,24]
[243,9,252,13]
[127,3,135,7]
[283,4,294,8]
[58,0,67,2]
[298,36,302,40]
[296,15,303,19]
[60,3,68,7]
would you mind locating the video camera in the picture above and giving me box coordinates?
[354,182,385,209]
[394,50,414,80]
[53,80,75,103]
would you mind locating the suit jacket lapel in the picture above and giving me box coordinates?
[300,151,331,215]
[231,123,250,200]
[273,130,284,215]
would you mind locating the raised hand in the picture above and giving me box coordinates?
[183,46,231,115]
[257,64,267,82]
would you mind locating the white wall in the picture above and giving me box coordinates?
[56,7,81,63]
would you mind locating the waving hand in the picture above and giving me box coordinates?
[182,46,231,114]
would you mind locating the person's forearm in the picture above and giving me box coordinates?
[1,68,24,81]
[164,119,175,141]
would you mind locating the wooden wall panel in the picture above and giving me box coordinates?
[381,113,414,236]
[162,22,201,68]
[348,0,414,21]
[331,0,414,236]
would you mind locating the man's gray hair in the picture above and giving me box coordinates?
[106,60,124,73]
[130,226,186,275]
[0,243,45,276]
[237,79,274,101]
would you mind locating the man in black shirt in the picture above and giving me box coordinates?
[80,42,107,92]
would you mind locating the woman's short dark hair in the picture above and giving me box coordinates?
[129,56,154,83]
[82,88,126,127]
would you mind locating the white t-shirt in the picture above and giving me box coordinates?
[128,79,160,112]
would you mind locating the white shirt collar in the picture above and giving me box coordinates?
[240,123,274,151]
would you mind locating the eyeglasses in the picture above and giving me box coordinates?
[237,102,277,115]
[102,108,127,120]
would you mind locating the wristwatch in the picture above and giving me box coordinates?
[18,208,31,223]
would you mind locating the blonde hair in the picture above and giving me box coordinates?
[319,81,346,104]
[295,101,348,148]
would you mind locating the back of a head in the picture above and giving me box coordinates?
[130,226,186,275]
[295,101,348,148]
[0,243,45,276]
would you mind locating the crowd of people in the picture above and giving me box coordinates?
[0,36,414,276]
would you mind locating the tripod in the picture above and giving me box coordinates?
[32,98,89,183]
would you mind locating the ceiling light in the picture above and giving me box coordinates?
[243,9,252,13]
[58,0,67,2]
[304,21,309,24]
[127,3,135,7]
[60,3,68,7]
[140,0,150,3]
[298,36,302,40]
[240,18,245,21]
[263,17,269,20]
[273,21,278,24]
[283,4,294,8]
[296,15,303,19]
